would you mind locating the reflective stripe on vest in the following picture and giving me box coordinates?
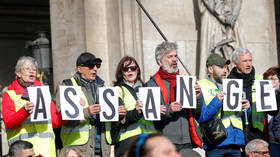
[60,77,91,146]
[252,75,265,131]
[6,90,56,157]
[105,85,156,144]
[6,119,51,133]
[8,132,54,145]
[198,79,243,130]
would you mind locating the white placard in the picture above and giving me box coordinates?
[176,75,197,108]
[223,79,243,111]
[28,86,51,122]
[99,87,119,122]
[139,87,161,121]
[60,86,84,120]
[255,80,277,112]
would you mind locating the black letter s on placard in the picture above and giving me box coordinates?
[64,87,79,118]
[103,89,116,120]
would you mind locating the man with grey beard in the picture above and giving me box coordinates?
[145,41,204,156]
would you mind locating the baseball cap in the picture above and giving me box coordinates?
[76,52,102,67]
[206,53,230,67]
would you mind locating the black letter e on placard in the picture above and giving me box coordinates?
[260,81,272,110]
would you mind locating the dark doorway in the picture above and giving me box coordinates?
[0,0,51,88]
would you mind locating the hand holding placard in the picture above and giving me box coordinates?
[88,104,101,116]
[24,102,34,114]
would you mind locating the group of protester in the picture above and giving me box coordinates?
[1,41,278,157]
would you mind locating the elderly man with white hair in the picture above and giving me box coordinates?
[227,48,266,144]
[245,139,270,157]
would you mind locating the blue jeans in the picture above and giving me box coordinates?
[206,147,241,157]
[269,143,280,157]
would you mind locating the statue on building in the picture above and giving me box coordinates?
[198,0,246,78]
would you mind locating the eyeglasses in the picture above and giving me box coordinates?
[252,151,270,155]
[82,63,101,69]
[123,65,138,72]
[23,67,37,72]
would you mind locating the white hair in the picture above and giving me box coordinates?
[15,56,38,75]
[232,48,251,64]
[245,139,268,157]
[155,41,178,65]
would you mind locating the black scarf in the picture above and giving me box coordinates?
[228,67,255,104]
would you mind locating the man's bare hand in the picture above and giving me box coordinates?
[194,84,202,98]
[216,91,226,102]
[241,99,250,110]
[88,104,100,116]
[169,102,182,114]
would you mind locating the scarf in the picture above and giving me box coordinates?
[17,78,34,100]
[157,68,179,102]
[228,67,255,104]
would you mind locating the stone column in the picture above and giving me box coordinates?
[50,0,86,87]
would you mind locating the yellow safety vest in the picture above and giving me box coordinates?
[198,79,243,130]
[6,90,56,157]
[105,85,156,144]
[60,77,91,146]
[251,75,265,131]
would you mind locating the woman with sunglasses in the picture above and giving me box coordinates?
[105,56,156,157]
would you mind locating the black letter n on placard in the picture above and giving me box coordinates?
[260,81,272,110]
[226,80,239,110]
[64,87,79,118]
[180,77,193,107]
[103,89,116,120]
[34,88,47,119]
[145,89,157,119]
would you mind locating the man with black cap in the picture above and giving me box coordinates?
[57,52,110,157]
[197,53,249,157]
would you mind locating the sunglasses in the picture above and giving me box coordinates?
[82,63,101,69]
[123,65,138,72]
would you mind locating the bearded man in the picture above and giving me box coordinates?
[145,41,203,156]
[197,53,249,157]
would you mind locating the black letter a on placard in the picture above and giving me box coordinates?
[34,88,47,119]
[145,89,157,119]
